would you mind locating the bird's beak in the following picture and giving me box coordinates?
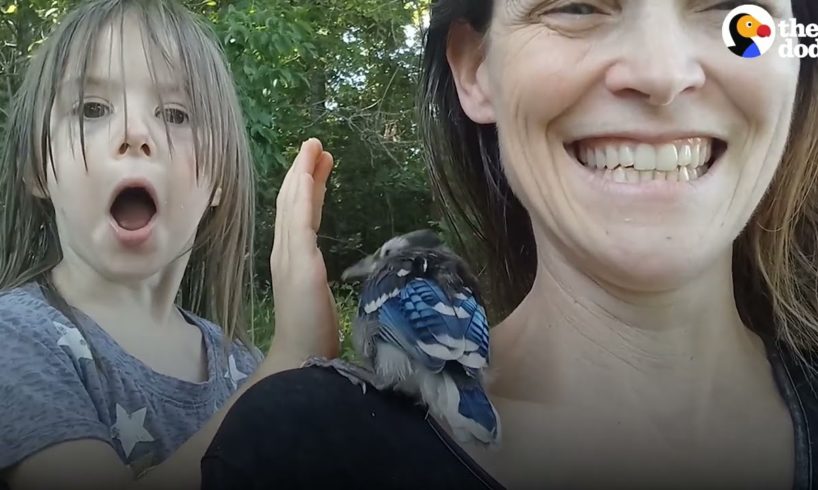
[341,254,377,282]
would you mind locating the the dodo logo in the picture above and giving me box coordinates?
[722,5,775,58]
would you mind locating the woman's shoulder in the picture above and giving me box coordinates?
[773,341,818,410]
[202,366,500,489]
[202,366,427,469]
[211,365,429,433]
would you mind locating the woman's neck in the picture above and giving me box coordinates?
[487,238,770,409]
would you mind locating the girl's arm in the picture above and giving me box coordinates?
[4,139,339,490]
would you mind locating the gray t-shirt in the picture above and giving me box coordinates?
[0,282,261,477]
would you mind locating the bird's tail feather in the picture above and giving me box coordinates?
[418,370,501,446]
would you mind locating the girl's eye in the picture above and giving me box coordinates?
[157,107,189,125]
[546,2,602,15]
[81,102,110,119]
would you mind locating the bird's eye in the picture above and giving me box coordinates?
[383,249,391,257]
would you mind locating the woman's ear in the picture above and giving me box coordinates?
[210,187,222,207]
[447,21,496,124]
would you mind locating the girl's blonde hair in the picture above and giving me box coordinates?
[0,0,256,344]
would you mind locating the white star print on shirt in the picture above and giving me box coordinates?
[51,321,92,361]
[111,404,155,458]
[224,354,247,390]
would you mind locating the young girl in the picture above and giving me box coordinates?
[0,0,339,488]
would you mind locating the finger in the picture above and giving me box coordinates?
[273,139,324,272]
[281,139,320,208]
[274,140,315,253]
[272,177,288,270]
[294,172,318,252]
[288,139,323,206]
[283,141,311,208]
[272,196,288,273]
[273,141,311,267]
[275,151,298,231]
[295,172,315,226]
[312,152,333,230]
[314,151,333,186]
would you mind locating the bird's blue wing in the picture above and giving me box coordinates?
[453,292,490,377]
[374,278,469,374]
[377,297,445,372]
[358,258,412,317]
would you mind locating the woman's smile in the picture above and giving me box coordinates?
[561,134,729,200]
[569,136,724,182]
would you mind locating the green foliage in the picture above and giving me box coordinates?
[209,0,436,291]
[0,0,437,348]
[249,282,361,360]
[0,0,66,137]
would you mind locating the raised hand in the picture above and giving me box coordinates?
[268,138,340,364]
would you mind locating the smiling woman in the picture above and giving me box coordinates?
[202,0,818,489]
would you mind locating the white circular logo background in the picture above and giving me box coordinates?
[722,4,776,56]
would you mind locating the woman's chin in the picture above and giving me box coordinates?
[578,246,726,294]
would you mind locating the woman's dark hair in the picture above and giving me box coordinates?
[419,0,534,320]
[419,0,818,363]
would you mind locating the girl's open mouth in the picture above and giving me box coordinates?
[108,181,159,247]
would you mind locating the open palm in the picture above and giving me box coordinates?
[269,138,340,361]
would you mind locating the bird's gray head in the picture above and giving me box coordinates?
[340,229,444,282]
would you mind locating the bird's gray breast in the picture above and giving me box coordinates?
[351,316,383,363]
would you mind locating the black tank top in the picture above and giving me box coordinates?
[202,338,818,490]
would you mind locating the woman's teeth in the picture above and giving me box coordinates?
[573,137,714,183]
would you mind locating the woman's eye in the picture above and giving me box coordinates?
[157,107,189,125]
[81,102,110,119]
[547,2,602,15]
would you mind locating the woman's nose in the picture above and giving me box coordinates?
[116,111,155,158]
[604,19,705,107]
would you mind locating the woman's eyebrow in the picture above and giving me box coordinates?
[508,0,555,17]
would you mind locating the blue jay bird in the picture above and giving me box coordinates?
[306,230,501,446]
